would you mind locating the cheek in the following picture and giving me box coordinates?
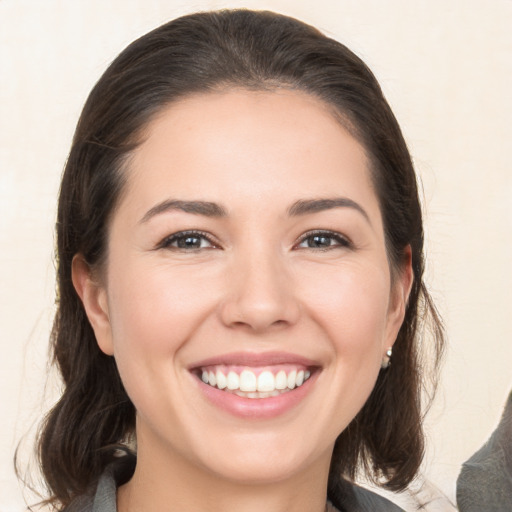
[105,261,220,372]
[302,263,391,354]
[299,259,392,418]
[103,262,224,440]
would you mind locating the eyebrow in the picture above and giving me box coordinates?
[140,199,227,223]
[287,197,371,224]
[140,196,370,224]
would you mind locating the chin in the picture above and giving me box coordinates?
[187,427,333,486]
[200,449,319,485]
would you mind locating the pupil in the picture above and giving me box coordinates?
[179,236,201,248]
[310,235,330,247]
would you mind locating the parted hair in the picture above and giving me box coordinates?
[36,9,444,509]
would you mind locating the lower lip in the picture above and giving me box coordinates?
[194,373,317,419]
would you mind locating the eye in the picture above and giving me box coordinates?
[158,231,218,251]
[295,230,352,250]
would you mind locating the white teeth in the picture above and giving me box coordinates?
[216,369,227,389]
[227,371,239,390]
[234,390,281,399]
[257,371,275,392]
[239,370,257,392]
[287,370,297,390]
[275,370,287,390]
[200,366,312,396]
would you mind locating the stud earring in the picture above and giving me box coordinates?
[381,348,393,369]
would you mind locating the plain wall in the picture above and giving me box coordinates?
[1,0,511,510]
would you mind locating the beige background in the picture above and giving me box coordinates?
[1,0,511,510]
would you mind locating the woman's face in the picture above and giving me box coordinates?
[76,89,411,485]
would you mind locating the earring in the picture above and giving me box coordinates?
[381,348,393,369]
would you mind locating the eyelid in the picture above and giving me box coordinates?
[156,229,352,251]
[157,230,221,250]
[293,229,353,250]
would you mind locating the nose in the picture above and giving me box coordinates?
[219,249,300,333]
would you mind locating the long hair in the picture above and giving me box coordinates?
[35,9,444,509]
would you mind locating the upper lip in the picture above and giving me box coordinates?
[188,351,320,370]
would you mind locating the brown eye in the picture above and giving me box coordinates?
[297,231,351,250]
[160,231,216,250]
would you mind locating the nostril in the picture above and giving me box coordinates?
[220,298,300,332]
[218,262,300,331]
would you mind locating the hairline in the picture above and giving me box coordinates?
[92,84,404,285]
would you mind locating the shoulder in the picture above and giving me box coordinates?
[328,479,405,512]
[64,454,403,512]
[63,454,136,512]
[456,390,512,511]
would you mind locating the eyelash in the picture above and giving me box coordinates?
[158,230,218,251]
[158,229,352,252]
[294,230,352,251]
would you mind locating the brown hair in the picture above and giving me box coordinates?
[36,9,443,509]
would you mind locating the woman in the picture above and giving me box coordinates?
[37,9,444,512]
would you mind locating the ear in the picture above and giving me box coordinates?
[385,245,414,350]
[71,254,114,356]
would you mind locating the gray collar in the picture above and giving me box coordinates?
[67,454,403,512]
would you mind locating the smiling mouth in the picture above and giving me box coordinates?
[196,365,313,399]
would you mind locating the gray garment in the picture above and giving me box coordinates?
[58,389,512,511]
[329,478,405,511]
[64,456,135,512]
[63,454,404,512]
[456,390,512,511]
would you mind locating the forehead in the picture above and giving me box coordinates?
[122,89,380,221]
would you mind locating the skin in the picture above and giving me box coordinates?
[73,89,412,512]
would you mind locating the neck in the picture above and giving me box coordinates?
[118,430,332,512]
